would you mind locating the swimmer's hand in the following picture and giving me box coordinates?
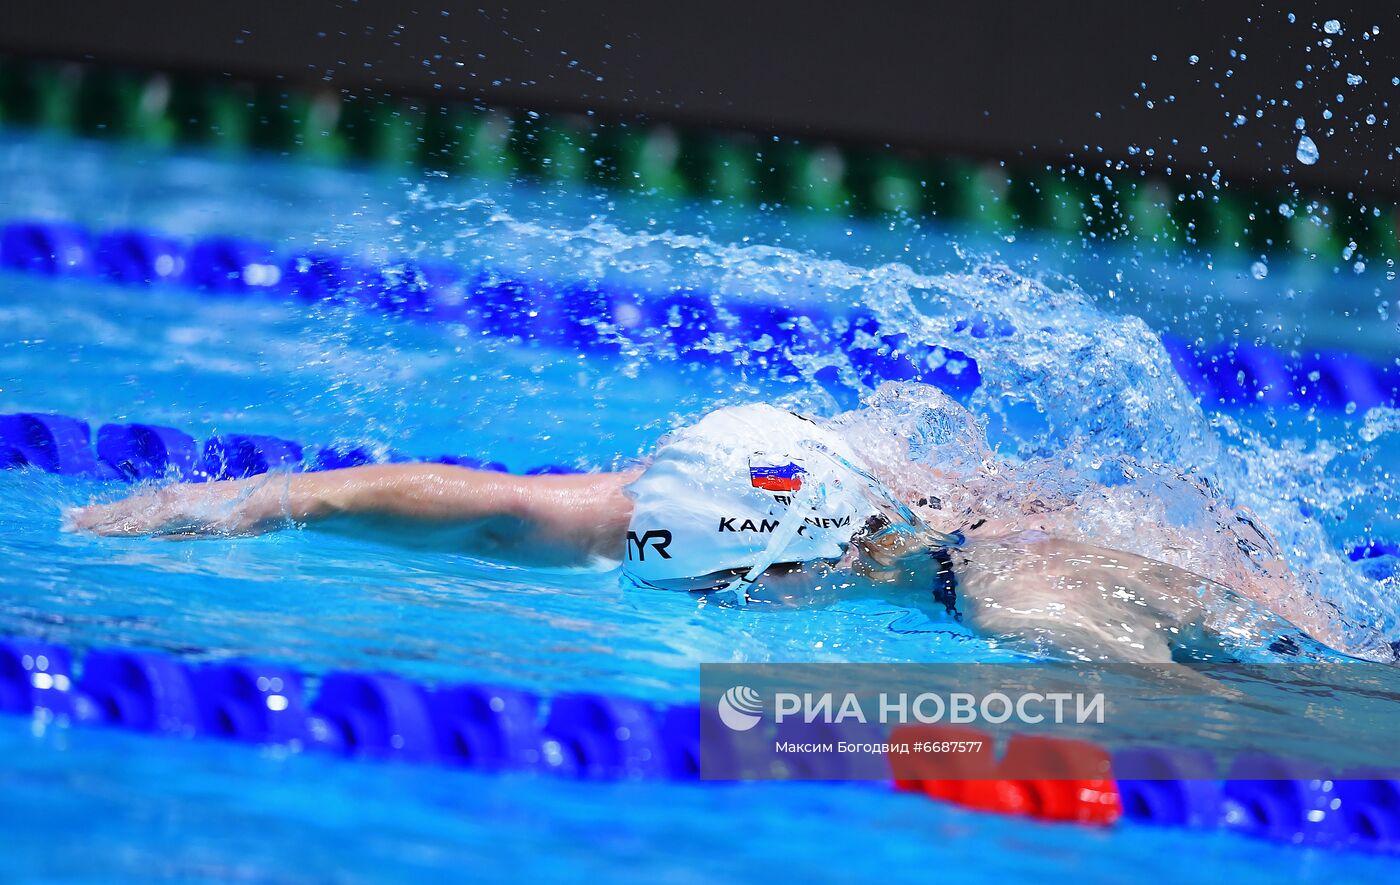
[64,475,295,538]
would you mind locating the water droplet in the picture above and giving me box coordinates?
[1347,73,1363,86]
[1296,135,1320,165]
[1251,261,1269,279]
[1295,117,1307,130]
[1323,19,1342,34]
[1278,203,1296,217]
[1189,54,1200,65]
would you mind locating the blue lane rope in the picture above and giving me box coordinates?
[0,217,1395,410]
[0,412,535,481]
[0,637,696,779]
[3,636,1400,853]
[0,219,983,400]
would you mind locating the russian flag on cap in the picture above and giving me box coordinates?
[749,458,806,492]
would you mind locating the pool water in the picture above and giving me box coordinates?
[1,131,1399,881]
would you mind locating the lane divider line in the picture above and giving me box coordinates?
[2,217,1396,410]
[5,637,1400,852]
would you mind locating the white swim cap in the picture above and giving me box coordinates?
[622,404,880,591]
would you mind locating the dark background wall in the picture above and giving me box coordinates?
[5,1,1398,194]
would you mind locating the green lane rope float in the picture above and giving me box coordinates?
[0,56,1395,261]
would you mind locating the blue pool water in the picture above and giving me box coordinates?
[2,131,1400,881]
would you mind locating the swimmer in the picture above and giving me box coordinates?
[65,386,1397,665]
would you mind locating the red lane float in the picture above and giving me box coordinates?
[888,724,1121,826]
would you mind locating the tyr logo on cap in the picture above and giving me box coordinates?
[626,529,673,561]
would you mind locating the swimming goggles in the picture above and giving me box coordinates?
[720,439,962,604]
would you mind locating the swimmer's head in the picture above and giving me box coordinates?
[620,404,880,592]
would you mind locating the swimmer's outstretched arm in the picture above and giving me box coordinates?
[65,465,640,567]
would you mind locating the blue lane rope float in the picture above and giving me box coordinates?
[1351,541,1400,561]
[3,636,1400,853]
[0,637,700,779]
[0,217,1395,410]
[1161,336,1395,412]
[0,413,110,478]
[0,411,554,481]
[1114,745,1400,855]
